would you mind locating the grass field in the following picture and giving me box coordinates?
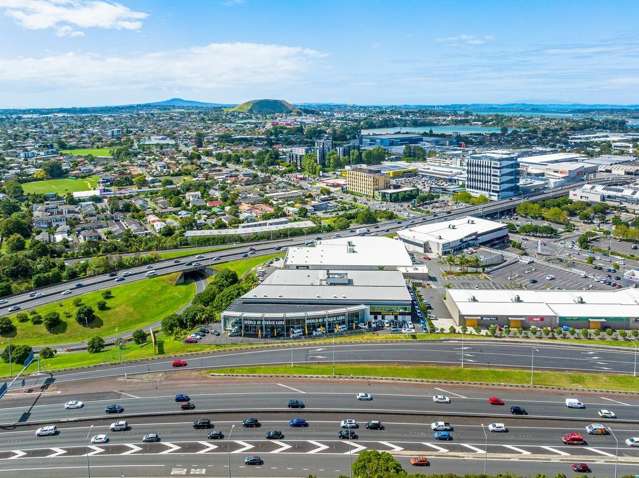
[2,273,195,347]
[22,176,99,195]
[214,253,283,277]
[61,148,113,157]
[211,363,639,393]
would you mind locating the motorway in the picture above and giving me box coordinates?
[0,183,584,318]
[0,379,638,476]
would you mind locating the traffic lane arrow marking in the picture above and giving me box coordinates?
[270,441,292,453]
[232,441,254,453]
[343,441,366,454]
[196,441,218,454]
[307,441,329,454]
[159,442,181,454]
[46,448,66,458]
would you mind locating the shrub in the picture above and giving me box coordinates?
[132,329,148,345]
[0,317,15,335]
[16,312,29,323]
[96,300,107,311]
[40,347,56,359]
[1,344,32,364]
[102,290,113,299]
[76,305,96,326]
[87,336,105,353]
[72,298,83,307]
[44,312,61,332]
[30,313,43,325]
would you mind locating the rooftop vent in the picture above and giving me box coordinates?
[469,295,477,302]
[511,294,522,303]
[574,296,585,304]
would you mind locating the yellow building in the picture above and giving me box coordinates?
[346,167,391,196]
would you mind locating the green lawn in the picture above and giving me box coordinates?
[2,273,195,347]
[214,253,283,277]
[211,363,639,393]
[23,176,99,195]
[61,148,113,157]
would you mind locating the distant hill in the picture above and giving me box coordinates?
[146,97,223,108]
[228,99,298,114]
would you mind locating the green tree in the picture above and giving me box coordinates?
[1,344,32,364]
[0,316,14,335]
[3,180,23,199]
[43,311,61,332]
[42,160,65,178]
[40,347,56,359]
[87,336,105,353]
[75,305,96,326]
[355,208,377,224]
[132,329,148,345]
[5,234,25,252]
[96,300,107,311]
[351,450,404,478]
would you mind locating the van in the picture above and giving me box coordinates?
[355,227,369,235]
[565,398,585,409]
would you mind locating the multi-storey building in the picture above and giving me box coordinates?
[465,151,519,200]
[346,166,391,196]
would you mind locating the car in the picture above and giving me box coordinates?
[598,409,616,418]
[0,299,6,305]
[433,431,452,440]
[7,305,19,312]
[562,432,586,445]
[410,456,430,466]
[565,398,585,409]
[115,276,125,282]
[288,418,308,427]
[340,419,359,429]
[110,420,128,431]
[244,456,263,465]
[208,431,224,439]
[585,423,609,435]
[196,255,205,259]
[366,420,385,430]
[288,399,305,409]
[175,393,191,402]
[198,327,209,334]
[212,330,220,336]
[625,437,639,447]
[571,463,591,473]
[488,396,505,405]
[91,434,109,444]
[105,404,124,414]
[142,433,161,442]
[61,289,72,295]
[529,279,538,284]
[338,429,358,439]
[432,395,451,403]
[184,337,199,344]
[145,271,157,277]
[242,417,261,427]
[172,359,188,367]
[356,392,373,401]
[193,419,211,429]
[173,259,181,264]
[488,423,508,433]
[35,425,57,437]
[430,421,453,431]
[265,430,284,439]
[510,406,528,415]
[64,400,84,409]
[181,401,195,410]
[75,282,84,288]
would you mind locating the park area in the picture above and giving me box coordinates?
[22,176,99,195]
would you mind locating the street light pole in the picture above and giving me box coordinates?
[227,424,235,478]
[86,424,94,478]
[609,426,619,478]
[481,423,488,475]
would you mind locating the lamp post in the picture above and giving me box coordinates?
[227,424,235,478]
[609,426,619,478]
[86,424,94,478]
[480,423,488,475]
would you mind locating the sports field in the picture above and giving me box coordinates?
[22,176,99,195]
[61,148,113,157]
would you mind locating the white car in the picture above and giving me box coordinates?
[431,421,453,431]
[598,409,616,418]
[110,420,128,432]
[340,419,359,429]
[625,437,639,447]
[91,434,109,444]
[64,400,84,409]
[35,425,57,437]
[356,392,373,401]
[145,271,157,277]
[565,398,585,409]
[432,395,451,403]
[488,423,508,433]
[61,289,72,295]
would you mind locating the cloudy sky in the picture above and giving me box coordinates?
[1,0,639,107]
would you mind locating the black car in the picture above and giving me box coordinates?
[244,456,263,465]
[105,404,124,414]
[108,271,117,277]
[142,433,161,442]
[510,406,528,415]
[193,418,211,429]
[181,402,195,410]
[199,327,209,334]
[242,417,261,427]
[208,431,224,440]
[212,330,220,336]
[338,429,358,439]
[366,420,385,430]
[265,430,284,439]
[288,399,305,409]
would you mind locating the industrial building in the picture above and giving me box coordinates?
[284,236,413,271]
[465,151,519,200]
[397,216,508,256]
[445,288,639,330]
[346,166,391,196]
[221,269,413,337]
[569,183,639,210]
[360,134,423,148]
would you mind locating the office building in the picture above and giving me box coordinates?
[570,183,639,210]
[346,166,391,196]
[465,151,519,200]
[360,134,423,148]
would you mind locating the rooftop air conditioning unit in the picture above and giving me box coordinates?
[511,295,521,303]
[574,296,585,304]
[469,295,477,302]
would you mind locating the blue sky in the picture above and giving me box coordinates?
[1,0,639,107]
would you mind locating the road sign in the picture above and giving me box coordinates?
[23,351,34,367]
[0,382,6,399]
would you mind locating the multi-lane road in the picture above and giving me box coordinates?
[0,379,638,476]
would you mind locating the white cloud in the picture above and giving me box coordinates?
[436,34,495,46]
[0,0,148,37]
[0,42,324,101]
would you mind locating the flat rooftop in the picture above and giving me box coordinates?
[519,152,586,164]
[397,216,506,245]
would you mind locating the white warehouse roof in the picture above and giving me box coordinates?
[518,152,586,165]
[397,216,506,247]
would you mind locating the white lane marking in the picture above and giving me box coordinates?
[170,468,187,476]
[344,441,366,454]
[378,441,404,452]
[46,448,66,458]
[308,441,329,454]
[465,359,476,362]
[308,355,327,359]
[597,366,611,370]
[117,391,140,399]
[541,446,570,456]
[270,441,292,453]
[277,383,306,394]
[83,446,105,456]
[8,450,25,460]
[600,396,632,406]
[233,441,254,453]
[423,442,449,453]
[121,443,142,455]
[502,445,531,455]
[596,362,608,365]
[159,442,181,454]
[434,387,468,399]
[586,447,615,457]
[196,441,218,454]
[461,444,484,454]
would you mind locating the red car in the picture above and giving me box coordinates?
[488,396,505,405]
[562,432,586,445]
[183,337,198,344]
[172,359,188,367]
[571,463,591,472]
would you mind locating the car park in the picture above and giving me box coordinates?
[110,420,128,431]
[598,409,616,418]
[91,434,109,444]
[340,419,358,429]
[64,400,84,409]
[244,456,263,465]
[35,425,57,437]
[175,393,190,402]
[410,456,430,466]
[208,431,224,439]
[562,432,586,445]
[338,429,358,439]
[142,433,161,442]
[488,396,505,405]
[105,404,124,414]
[181,401,195,410]
[433,430,452,440]
[265,430,284,439]
[193,419,211,429]
[288,399,305,408]
[242,418,261,427]
[510,406,527,415]
[585,423,609,435]
[172,359,188,367]
[366,420,384,430]
[431,421,453,431]
[288,418,308,427]
[432,395,451,403]
[356,392,373,401]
